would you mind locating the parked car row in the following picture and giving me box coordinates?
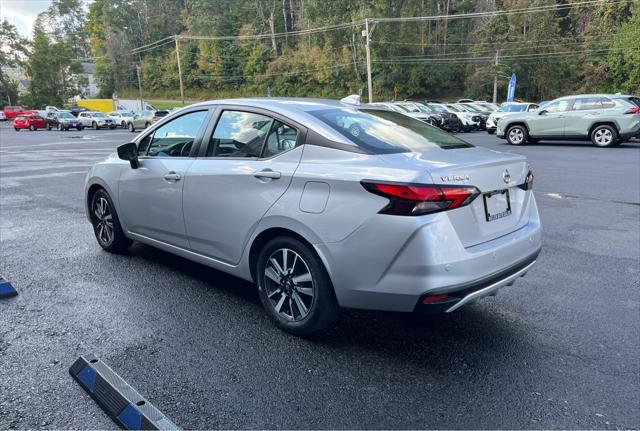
[11,108,171,132]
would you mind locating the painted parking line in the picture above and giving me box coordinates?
[70,354,180,430]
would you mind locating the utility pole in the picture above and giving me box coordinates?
[364,18,373,103]
[493,50,499,104]
[135,65,144,111]
[175,36,185,105]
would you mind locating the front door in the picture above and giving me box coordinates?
[183,109,304,264]
[118,110,209,248]
[527,99,572,137]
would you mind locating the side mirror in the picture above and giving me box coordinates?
[117,142,139,169]
[538,109,548,115]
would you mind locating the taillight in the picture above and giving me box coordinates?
[624,107,640,114]
[518,170,534,191]
[361,181,480,216]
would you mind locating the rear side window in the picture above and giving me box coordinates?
[145,110,207,158]
[309,108,473,154]
[573,97,602,110]
[601,98,616,109]
[263,121,298,158]
[208,111,273,157]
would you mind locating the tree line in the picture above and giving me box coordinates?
[1,0,638,108]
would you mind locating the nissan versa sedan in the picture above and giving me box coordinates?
[85,98,542,335]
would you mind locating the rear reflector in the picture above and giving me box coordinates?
[361,181,480,216]
[423,294,449,303]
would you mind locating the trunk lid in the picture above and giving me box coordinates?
[379,147,532,247]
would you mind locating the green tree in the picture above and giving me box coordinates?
[607,1,640,93]
[0,20,29,106]
[25,21,85,108]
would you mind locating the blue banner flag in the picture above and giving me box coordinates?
[507,73,517,102]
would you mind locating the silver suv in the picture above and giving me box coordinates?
[497,94,640,147]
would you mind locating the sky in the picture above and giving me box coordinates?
[0,0,92,37]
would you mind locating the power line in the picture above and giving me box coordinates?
[130,0,626,54]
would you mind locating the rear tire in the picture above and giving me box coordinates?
[590,125,617,147]
[487,129,495,135]
[14,128,19,132]
[144,122,151,128]
[90,189,132,253]
[506,125,528,145]
[29,125,36,131]
[78,126,83,131]
[47,124,52,131]
[257,236,340,336]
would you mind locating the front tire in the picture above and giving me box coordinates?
[506,125,528,145]
[257,237,340,335]
[128,122,135,132]
[90,189,132,253]
[93,121,99,130]
[591,125,617,147]
[29,125,36,131]
[47,124,52,131]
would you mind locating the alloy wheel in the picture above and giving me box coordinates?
[594,128,613,146]
[93,196,114,245]
[509,127,524,144]
[263,248,315,321]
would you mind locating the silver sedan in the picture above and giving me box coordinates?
[84,98,542,335]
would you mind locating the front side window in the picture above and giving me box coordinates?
[573,97,602,111]
[145,110,207,158]
[263,121,298,158]
[310,108,473,154]
[545,99,571,113]
[208,111,273,157]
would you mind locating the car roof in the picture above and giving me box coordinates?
[181,97,399,145]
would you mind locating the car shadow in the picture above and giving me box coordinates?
[122,241,534,370]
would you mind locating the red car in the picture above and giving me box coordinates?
[13,114,47,131]
[3,106,25,119]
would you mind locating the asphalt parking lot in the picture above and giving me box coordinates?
[1,124,638,429]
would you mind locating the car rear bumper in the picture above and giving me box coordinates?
[316,194,542,312]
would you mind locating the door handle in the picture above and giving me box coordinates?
[163,171,181,182]
[253,169,281,180]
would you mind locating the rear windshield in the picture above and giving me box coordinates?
[616,96,640,108]
[498,104,527,112]
[15,116,26,120]
[58,113,74,119]
[309,108,473,154]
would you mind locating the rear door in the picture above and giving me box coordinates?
[182,107,305,264]
[527,99,572,136]
[118,109,210,247]
[563,96,603,137]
